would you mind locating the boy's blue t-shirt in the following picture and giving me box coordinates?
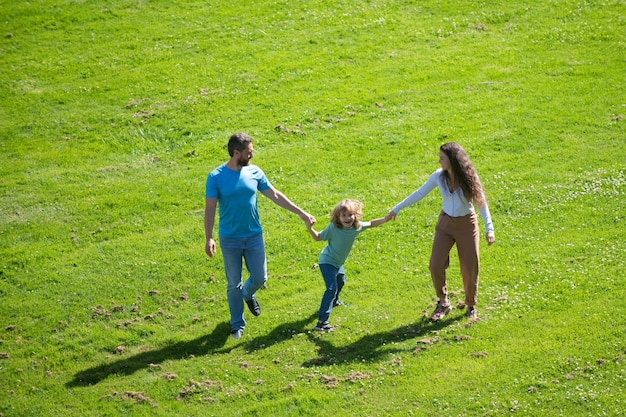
[205,163,271,238]
[318,222,371,268]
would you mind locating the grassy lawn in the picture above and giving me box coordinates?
[1,0,625,415]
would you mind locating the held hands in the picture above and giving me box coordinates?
[300,212,316,228]
[384,210,397,222]
[306,214,321,240]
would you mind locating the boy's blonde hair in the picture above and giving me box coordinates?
[330,199,364,229]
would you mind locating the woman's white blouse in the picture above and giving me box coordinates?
[392,168,494,234]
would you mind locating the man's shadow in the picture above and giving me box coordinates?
[66,321,232,387]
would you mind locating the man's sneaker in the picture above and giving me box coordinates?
[231,329,243,340]
[466,306,477,320]
[333,300,348,307]
[245,297,261,316]
[313,321,336,332]
[430,301,452,322]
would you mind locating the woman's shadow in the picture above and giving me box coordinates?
[66,321,232,387]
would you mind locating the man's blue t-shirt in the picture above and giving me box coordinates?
[205,163,271,238]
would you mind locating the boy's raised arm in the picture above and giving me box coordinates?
[369,216,389,228]
[307,222,322,241]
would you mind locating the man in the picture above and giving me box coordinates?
[205,132,315,339]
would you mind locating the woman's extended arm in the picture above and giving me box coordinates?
[391,170,440,214]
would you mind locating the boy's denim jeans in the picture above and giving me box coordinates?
[318,263,345,323]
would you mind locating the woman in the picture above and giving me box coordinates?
[385,142,495,321]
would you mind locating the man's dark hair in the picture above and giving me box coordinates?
[228,132,253,157]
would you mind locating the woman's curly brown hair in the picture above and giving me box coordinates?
[440,142,485,208]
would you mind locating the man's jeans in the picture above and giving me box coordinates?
[220,233,267,332]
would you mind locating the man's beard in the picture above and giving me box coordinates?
[237,157,250,167]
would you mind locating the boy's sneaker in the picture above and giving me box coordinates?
[313,321,336,332]
[466,306,477,320]
[245,297,261,316]
[430,301,452,322]
[231,329,243,340]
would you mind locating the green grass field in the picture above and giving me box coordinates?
[1,0,625,415]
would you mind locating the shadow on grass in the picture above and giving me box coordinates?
[66,321,232,387]
[301,314,464,367]
[243,312,318,352]
[67,311,465,386]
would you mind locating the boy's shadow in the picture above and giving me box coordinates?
[243,312,318,352]
[241,309,462,366]
[66,321,232,387]
[302,314,462,367]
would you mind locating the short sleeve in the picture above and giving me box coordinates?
[205,172,218,198]
[255,167,271,192]
[319,224,333,241]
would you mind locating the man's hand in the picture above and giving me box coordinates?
[205,238,216,257]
